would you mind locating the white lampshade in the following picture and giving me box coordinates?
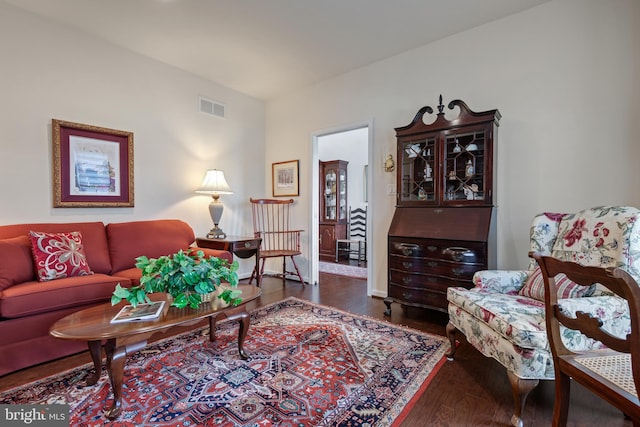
[195,169,233,195]
[196,169,233,239]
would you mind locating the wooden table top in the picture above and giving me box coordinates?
[50,284,261,341]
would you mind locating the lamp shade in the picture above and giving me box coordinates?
[195,169,233,195]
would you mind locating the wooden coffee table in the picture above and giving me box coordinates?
[50,284,261,420]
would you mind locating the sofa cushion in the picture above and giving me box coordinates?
[518,267,596,301]
[448,287,549,349]
[111,267,142,286]
[107,220,196,272]
[29,231,93,282]
[0,274,129,318]
[0,236,35,290]
[0,222,111,274]
[447,287,629,350]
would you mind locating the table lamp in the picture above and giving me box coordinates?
[195,169,233,239]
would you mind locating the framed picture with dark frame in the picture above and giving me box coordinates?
[272,160,299,197]
[52,119,134,207]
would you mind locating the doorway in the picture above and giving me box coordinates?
[310,123,372,292]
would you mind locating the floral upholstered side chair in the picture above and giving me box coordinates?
[446,206,640,427]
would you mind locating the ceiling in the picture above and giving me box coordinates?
[6,0,549,100]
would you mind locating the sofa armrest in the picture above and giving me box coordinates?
[188,246,233,264]
[472,270,531,295]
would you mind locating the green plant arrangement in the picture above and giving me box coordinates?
[111,249,241,309]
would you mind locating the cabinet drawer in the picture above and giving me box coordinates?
[232,240,260,251]
[388,283,448,311]
[389,270,472,292]
[388,238,486,264]
[389,255,479,279]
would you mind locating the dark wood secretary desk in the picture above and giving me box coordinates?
[384,95,501,315]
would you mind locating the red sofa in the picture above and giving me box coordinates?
[0,219,231,376]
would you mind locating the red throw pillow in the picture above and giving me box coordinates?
[29,231,93,282]
[0,236,35,290]
[518,266,595,301]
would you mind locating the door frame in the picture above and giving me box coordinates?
[309,120,373,293]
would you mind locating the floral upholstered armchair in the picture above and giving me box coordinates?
[446,206,640,427]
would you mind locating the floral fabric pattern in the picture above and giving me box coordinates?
[448,206,640,384]
[472,270,529,295]
[448,289,630,379]
[29,231,93,282]
[551,206,640,283]
[527,212,567,271]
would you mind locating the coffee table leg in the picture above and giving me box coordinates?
[209,316,217,342]
[103,338,126,420]
[85,340,102,386]
[238,311,250,360]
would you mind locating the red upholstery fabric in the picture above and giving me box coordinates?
[0,274,129,318]
[107,220,196,272]
[112,248,233,287]
[0,306,97,376]
[0,218,232,376]
[0,236,34,290]
[0,222,111,274]
[111,267,143,286]
[29,231,93,281]
[189,247,233,264]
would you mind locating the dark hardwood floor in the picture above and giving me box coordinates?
[1,273,631,426]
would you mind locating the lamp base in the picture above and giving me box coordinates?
[207,226,227,239]
[207,198,226,239]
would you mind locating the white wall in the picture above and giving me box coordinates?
[265,0,640,296]
[0,2,266,278]
[318,127,368,211]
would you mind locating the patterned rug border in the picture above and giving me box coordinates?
[1,297,449,426]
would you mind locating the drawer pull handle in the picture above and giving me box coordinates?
[428,261,438,268]
[444,247,474,262]
[402,276,412,284]
[398,243,419,256]
[427,245,437,252]
[244,242,252,248]
[402,262,413,269]
[402,292,412,299]
[452,268,464,276]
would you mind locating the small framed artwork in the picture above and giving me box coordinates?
[272,160,299,197]
[52,119,134,207]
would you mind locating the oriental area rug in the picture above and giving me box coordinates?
[319,261,367,279]
[0,297,449,426]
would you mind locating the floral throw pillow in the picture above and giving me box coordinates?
[518,266,595,301]
[29,231,93,282]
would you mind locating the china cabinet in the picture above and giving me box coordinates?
[384,96,501,314]
[319,160,348,261]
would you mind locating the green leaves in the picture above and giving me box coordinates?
[111,249,241,309]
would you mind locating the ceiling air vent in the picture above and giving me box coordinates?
[199,96,226,119]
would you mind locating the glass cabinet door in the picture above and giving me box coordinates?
[324,169,337,221]
[338,169,347,221]
[400,136,437,203]
[443,129,486,203]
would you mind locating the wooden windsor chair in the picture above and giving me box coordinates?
[532,252,640,426]
[249,198,305,285]
[335,206,366,265]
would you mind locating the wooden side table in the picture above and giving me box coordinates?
[196,236,262,286]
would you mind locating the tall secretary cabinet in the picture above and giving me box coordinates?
[384,96,501,315]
